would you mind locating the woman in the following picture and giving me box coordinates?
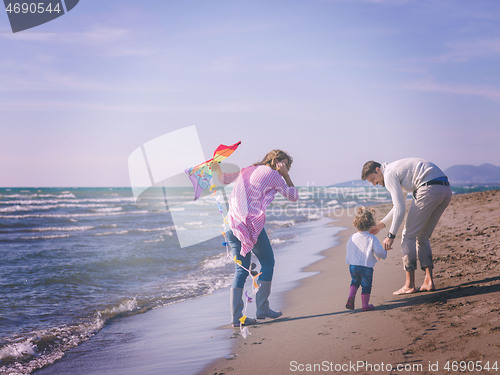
[213,149,298,327]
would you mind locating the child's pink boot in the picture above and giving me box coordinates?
[361,293,374,311]
[345,285,358,310]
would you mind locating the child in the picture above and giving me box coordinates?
[345,207,387,311]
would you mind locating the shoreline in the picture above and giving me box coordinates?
[201,190,500,375]
[33,217,342,375]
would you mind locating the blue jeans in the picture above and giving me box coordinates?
[349,265,374,294]
[226,229,275,289]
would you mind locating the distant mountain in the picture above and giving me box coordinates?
[445,163,500,185]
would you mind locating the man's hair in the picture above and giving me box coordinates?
[361,160,381,180]
[353,206,376,231]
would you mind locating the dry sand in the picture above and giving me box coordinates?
[201,190,499,375]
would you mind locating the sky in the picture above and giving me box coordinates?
[1,0,499,187]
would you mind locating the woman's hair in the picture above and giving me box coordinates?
[254,149,293,170]
[353,206,376,231]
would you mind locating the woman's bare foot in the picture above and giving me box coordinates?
[393,286,418,295]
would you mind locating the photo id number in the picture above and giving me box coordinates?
[6,2,62,14]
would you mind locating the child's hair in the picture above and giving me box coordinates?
[253,149,293,170]
[353,206,376,231]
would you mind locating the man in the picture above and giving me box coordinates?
[361,158,452,295]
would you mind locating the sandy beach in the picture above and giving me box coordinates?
[201,190,499,375]
[30,190,499,375]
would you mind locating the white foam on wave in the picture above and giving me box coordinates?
[266,219,296,227]
[271,238,286,245]
[20,234,72,240]
[325,199,339,206]
[1,195,134,204]
[307,213,323,220]
[0,337,36,361]
[0,298,143,374]
[58,193,76,198]
[99,298,139,318]
[143,237,165,243]
[93,227,175,237]
[168,207,185,212]
[0,203,114,213]
[30,226,95,232]
[90,207,123,213]
[134,226,174,233]
[344,201,358,206]
[0,210,150,220]
[93,230,129,236]
[202,253,232,270]
[185,221,203,226]
[0,204,55,213]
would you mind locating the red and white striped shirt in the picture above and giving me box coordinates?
[225,165,298,256]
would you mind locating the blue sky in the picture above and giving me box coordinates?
[1,0,499,187]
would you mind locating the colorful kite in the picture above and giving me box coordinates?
[185,141,241,201]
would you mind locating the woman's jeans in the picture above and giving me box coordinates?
[349,265,374,294]
[226,229,275,289]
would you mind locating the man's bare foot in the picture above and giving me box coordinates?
[419,283,435,292]
[393,286,418,295]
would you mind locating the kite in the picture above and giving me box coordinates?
[185,141,241,201]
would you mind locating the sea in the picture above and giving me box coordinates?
[0,184,495,374]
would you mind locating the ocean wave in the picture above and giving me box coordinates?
[0,268,234,374]
[1,193,76,200]
[202,253,232,270]
[12,224,117,233]
[266,219,296,227]
[93,227,174,237]
[0,247,237,374]
[0,298,142,375]
[0,197,134,205]
[307,213,323,220]
[168,207,185,212]
[133,226,175,233]
[0,203,118,213]
[143,237,166,243]
[0,205,55,213]
[0,200,111,207]
[93,230,130,236]
[270,238,286,245]
[0,210,150,220]
[30,226,95,232]
[184,221,203,226]
[89,207,123,213]
[325,199,339,206]
[344,201,359,206]
[19,234,73,241]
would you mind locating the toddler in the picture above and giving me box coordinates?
[345,207,387,311]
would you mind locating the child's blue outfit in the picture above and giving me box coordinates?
[345,231,387,310]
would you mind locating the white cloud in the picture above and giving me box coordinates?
[403,79,500,103]
[439,39,500,63]
[0,99,257,113]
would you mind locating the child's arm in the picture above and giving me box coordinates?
[373,236,388,259]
